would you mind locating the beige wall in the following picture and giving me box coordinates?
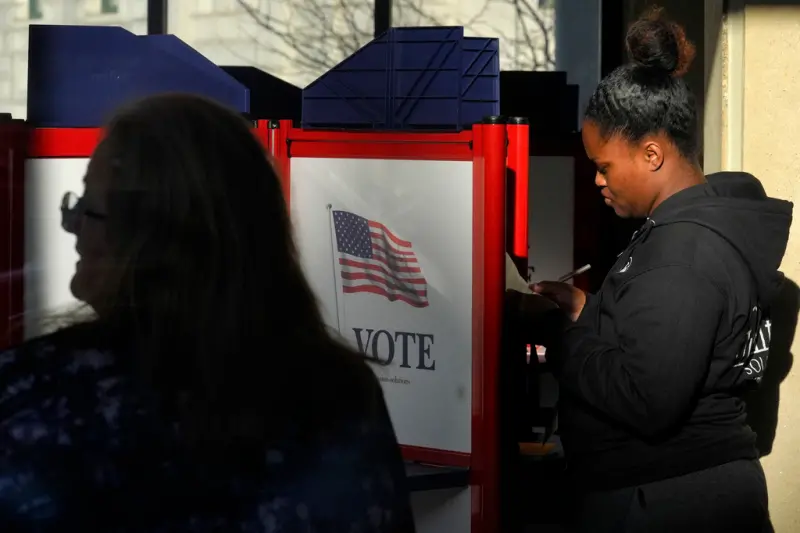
[739,3,800,530]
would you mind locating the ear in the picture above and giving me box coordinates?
[643,141,665,171]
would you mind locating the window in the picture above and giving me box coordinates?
[196,0,214,14]
[168,0,372,88]
[101,0,119,14]
[29,0,43,20]
[392,0,601,129]
[1,3,145,120]
[393,0,559,72]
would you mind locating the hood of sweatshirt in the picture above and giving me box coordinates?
[647,172,792,303]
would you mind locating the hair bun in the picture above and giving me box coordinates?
[625,7,695,78]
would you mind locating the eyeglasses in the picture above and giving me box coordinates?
[61,191,107,231]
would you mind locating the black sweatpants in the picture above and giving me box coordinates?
[569,459,771,533]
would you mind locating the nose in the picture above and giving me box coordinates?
[62,216,78,236]
[61,209,81,236]
[595,172,607,188]
[67,215,82,236]
[60,192,82,235]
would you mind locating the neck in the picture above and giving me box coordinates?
[648,159,705,216]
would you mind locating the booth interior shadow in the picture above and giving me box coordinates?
[745,277,798,456]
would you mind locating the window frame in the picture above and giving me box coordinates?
[28,0,43,20]
[101,0,119,14]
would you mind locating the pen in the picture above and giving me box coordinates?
[557,264,591,283]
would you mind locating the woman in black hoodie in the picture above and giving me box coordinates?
[533,8,792,533]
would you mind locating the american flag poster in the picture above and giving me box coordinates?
[290,156,474,458]
[332,210,429,308]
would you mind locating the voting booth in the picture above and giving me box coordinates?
[6,24,532,533]
[268,118,527,533]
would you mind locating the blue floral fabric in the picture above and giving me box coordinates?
[0,337,414,532]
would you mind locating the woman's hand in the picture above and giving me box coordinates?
[506,289,559,317]
[532,281,587,322]
[505,290,562,346]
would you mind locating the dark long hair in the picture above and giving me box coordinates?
[584,7,699,159]
[79,94,379,459]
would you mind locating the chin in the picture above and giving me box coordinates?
[70,263,105,314]
[69,275,86,302]
[610,204,631,218]
[70,282,101,316]
[69,268,95,304]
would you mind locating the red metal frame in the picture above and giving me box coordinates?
[287,128,474,161]
[29,128,101,158]
[506,122,529,269]
[30,122,273,159]
[473,122,506,533]
[400,445,471,468]
[0,122,28,350]
[265,120,292,205]
[25,123,511,533]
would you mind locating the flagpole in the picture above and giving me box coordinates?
[327,204,344,335]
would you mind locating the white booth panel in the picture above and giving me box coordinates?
[290,157,474,455]
[24,158,87,338]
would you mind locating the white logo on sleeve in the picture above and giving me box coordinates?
[735,305,771,383]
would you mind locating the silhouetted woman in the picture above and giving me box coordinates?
[533,9,791,533]
[0,94,414,532]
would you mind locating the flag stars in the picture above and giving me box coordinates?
[333,211,373,259]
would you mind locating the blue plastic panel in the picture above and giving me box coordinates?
[460,37,500,128]
[302,38,391,129]
[27,25,249,128]
[301,26,500,131]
